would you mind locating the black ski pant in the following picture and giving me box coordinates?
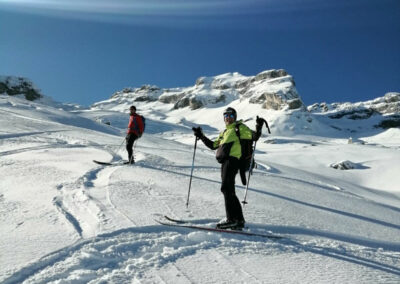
[126,133,138,162]
[220,157,245,222]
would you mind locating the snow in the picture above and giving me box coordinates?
[1,94,400,283]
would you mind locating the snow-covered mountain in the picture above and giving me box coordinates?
[1,74,400,283]
[98,69,303,111]
[92,70,399,138]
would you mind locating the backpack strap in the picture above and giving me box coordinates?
[234,123,241,141]
[234,122,244,159]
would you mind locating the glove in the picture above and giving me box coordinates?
[256,116,264,132]
[192,127,204,139]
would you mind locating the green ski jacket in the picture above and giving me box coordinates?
[201,120,256,163]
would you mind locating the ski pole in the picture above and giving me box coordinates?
[242,140,257,206]
[115,137,126,155]
[242,116,271,206]
[186,137,199,208]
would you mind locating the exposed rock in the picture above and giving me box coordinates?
[159,92,186,104]
[189,97,204,110]
[234,79,252,89]
[372,92,400,114]
[310,92,400,118]
[249,92,275,105]
[308,92,400,129]
[195,77,206,86]
[287,99,304,110]
[383,92,400,103]
[173,97,204,110]
[307,103,329,112]
[0,76,42,101]
[329,108,376,120]
[212,83,230,90]
[260,93,284,110]
[215,94,226,103]
[254,69,288,81]
[249,89,304,111]
[111,84,163,101]
[174,97,190,109]
[375,115,400,129]
[134,96,158,102]
[139,85,160,92]
[330,160,358,170]
[122,87,134,93]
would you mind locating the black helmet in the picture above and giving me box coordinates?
[223,107,237,120]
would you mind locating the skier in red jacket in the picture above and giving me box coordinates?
[126,106,144,164]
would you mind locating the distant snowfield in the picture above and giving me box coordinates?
[1,95,400,283]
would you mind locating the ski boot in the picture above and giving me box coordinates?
[216,219,245,230]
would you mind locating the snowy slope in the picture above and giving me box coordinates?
[1,90,400,283]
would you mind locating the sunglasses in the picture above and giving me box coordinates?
[223,114,235,118]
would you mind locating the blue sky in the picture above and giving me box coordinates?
[0,0,399,106]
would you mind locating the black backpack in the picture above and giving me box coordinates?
[140,115,146,134]
[134,115,146,137]
[234,124,255,186]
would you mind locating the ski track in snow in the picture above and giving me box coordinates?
[3,226,400,283]
[4,145,399,283]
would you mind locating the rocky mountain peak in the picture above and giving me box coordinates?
[308,92,400,129]
[107,69,304,111]
[308,92,400,116]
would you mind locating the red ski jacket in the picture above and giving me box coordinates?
[127,114,144,136]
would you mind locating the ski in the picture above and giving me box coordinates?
[155,218,284,239]
[163,215,218,226]
[93,160,131,166]
[164,215,189,224]
[93,160,113,165]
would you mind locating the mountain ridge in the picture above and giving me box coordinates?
[2,73,399,135]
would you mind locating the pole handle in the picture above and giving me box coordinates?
[257,116,271,134]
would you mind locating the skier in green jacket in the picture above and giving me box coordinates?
[193,107,263,230]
